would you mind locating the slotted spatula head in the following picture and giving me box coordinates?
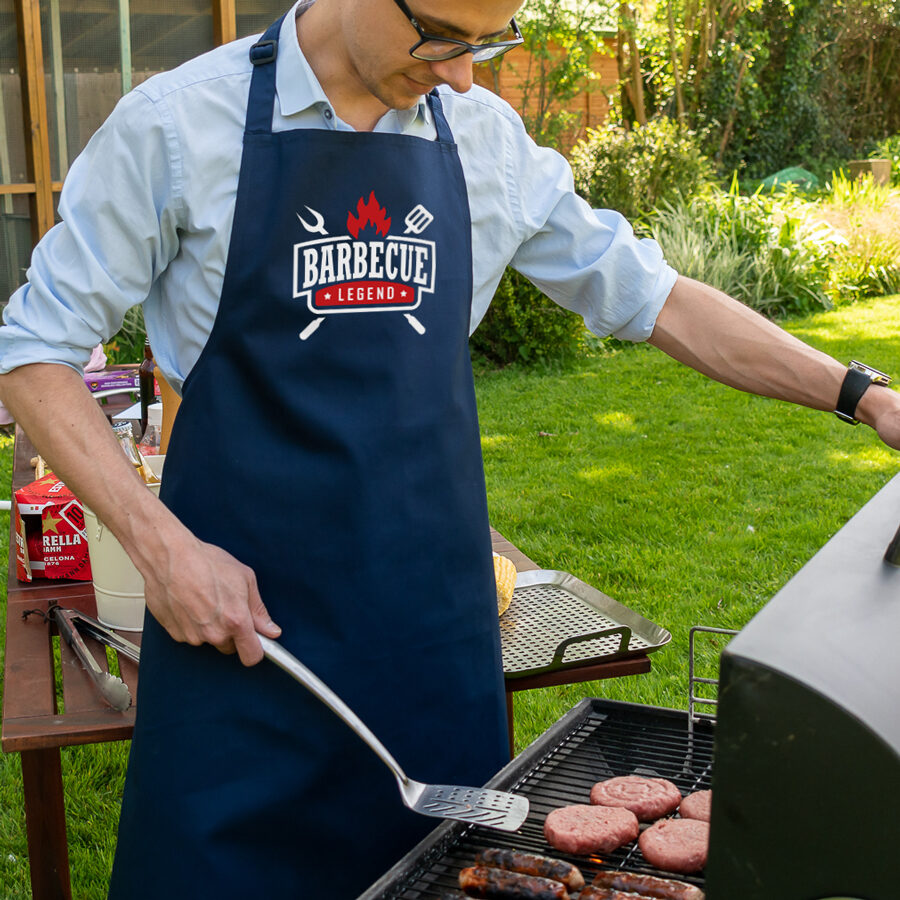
[402,780,529,831]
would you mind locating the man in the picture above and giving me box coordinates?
[1,0,898,896]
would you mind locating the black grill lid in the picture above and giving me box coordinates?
[721,470,900,751]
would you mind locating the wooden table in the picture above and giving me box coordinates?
[3,426,652,900]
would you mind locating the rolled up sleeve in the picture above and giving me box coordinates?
[0,87,182,373]
[506,121,678,343]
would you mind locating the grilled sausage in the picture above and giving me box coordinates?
[475,848,585,892]
[459,865,569,900]
[579,888,645,900]
[592,870,705,900]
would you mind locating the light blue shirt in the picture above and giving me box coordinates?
[0,2,677,393]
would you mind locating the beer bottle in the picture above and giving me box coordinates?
[139,339,156,436]
[113,421,161,485]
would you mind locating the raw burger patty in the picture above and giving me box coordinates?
[589,775,682,821]
[638,818,709,874]
[678,790,712,822]
[544,805,640,855]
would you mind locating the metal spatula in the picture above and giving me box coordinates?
[259,635,529,832]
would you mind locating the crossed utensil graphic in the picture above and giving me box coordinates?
[297,203,434,341]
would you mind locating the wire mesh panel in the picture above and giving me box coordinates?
[130,0,213,75]
[236,0,293,39]
[39,0,214,181]
[0,0,32,304]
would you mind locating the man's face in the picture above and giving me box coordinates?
[339,0,523,109]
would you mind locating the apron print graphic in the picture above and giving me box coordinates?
[293,191,436,340]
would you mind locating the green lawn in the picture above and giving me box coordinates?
[2,294,899,897]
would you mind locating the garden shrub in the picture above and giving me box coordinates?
[570,118,717,223]
[815,169,900,303]
[471,268,585,367]
[648,183,835,318]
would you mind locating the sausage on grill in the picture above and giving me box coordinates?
[458,865,569,900]
[592,870,705,899]
[579,888,646,900]
[475,848,585,892]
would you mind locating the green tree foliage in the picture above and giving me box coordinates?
[626,1,900,177]
[491,0,615,148]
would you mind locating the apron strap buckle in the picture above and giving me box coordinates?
[249,39,278,66]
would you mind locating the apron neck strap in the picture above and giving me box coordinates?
[245,15,454,144]
[427,90,453,144]
[245,15,285,134]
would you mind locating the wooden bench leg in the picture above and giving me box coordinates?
[20,748,72,900]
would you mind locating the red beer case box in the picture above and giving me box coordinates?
[14,473,92,582]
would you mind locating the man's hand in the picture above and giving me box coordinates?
[140,533,281,665]
[857,383,900,451]
[0,362,281,664]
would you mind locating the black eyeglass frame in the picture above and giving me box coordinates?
[392,0,524,62]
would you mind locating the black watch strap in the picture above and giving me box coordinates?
[834,361,891,424]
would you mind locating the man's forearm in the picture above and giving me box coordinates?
[0,361,281,663]
[648,276,900,448]
[0,362,187,575]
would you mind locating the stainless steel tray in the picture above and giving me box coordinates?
[500,570,671,678]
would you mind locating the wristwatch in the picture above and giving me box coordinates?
[834,360,892,425]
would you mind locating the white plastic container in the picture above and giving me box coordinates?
[84,455,165,632]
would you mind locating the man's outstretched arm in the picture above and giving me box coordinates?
[648,276,900,449]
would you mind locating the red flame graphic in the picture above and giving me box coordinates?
[347,191,392,239]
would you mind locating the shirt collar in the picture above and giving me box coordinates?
[275,0,431,131]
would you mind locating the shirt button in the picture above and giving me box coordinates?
[323,108,333,120]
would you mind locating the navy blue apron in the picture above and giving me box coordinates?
[108,17,508,899]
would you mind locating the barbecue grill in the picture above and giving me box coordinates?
[360,698,714,898]
[362,471,900,900]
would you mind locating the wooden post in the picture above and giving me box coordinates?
[213,0,237,46]
[118,0,133,95]
[48,0,68,181]
[14,0,54,242]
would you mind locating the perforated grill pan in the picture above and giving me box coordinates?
[501,570,671,678]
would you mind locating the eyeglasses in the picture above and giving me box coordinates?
[392,0,524,63]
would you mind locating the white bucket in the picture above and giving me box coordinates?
[84,455,165,632]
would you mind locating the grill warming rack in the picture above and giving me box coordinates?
[687,625,739,742]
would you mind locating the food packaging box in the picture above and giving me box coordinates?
[83,368,139,394]
[14,473,92,582]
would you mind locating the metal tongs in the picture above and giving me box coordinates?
[47,605,141,712]
[259,635,530,832]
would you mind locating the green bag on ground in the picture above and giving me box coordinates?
[760,167,819,191]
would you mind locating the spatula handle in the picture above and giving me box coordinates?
[258,634,409,786]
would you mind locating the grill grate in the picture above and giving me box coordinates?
[364,700,715,899]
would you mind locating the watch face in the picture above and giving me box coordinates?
[849,360,891,386]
